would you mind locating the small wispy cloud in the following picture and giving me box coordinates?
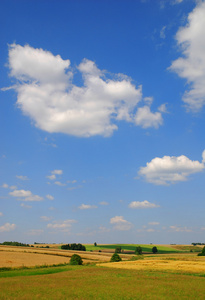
[9,189,43,201]
[41,216,52,221]
[99,201,109,205]
[129,200,160,209]
[16,175,29,180]
[78,204,97,210]
[47,219,77,232]
[54,181,66,186]
[21,203,32,209]
[46,170,63,181]
[148,222,160,225]
[46,194,54,200]
[110,216,132,231]
[1,183,9,188]
[169,225,192,232]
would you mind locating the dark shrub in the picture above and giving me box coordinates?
[198,246,205,256]
[135,246,142,255]
[152,246,158,254]
[70,254,83,265]
[110,253,122,262]
[115,246,121,253]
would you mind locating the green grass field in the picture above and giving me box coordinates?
[0,264,205,299]
[85,244,186,253]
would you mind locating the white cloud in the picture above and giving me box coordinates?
[171,0,183,4]
[2,183,9,188]
[46,194,54,200]
[138,150,205,185]
[110,216,132,231]
[9,189,32,197]
[21,203,32,209]
[41,216,52,221]
[54,181,66,186]
[5,44,164,137]
[201,227,205,231]
[78,204,97,210]
[24,195,43,202]
[1,183,17,190]
[99,201,109,205]
[160,26,166,39]
[99,226,111,233]
[0,223,16,232]
[129,200,160,209]
[52,170,63,175]
[47,219,76,231]
[148,222,160,225]
[46,174,56,180]
[16,175,29,180]
[9,189,43,201]
[46,170,63,180]
[9,185,17,190]
[170,225,192,232]
[169,1,205,111]
[0,212,3,216]
[135,106,163,128]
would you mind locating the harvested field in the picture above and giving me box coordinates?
[0,251,69,268]
[99,256,205,274]
[0,245,127,267]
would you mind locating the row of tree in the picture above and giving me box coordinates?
[61,243,86,251]
[0,241,30,247]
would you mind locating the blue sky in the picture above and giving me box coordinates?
[1,0,205,244]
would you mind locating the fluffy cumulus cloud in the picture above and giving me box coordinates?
[78,204,97,209]
[9,189,44,201]
[169,1,205,111]
[0,223,16,232]
[129,200,160,209]
[4,44,164,137]
[139,150,205,185]
[110,216,132,231]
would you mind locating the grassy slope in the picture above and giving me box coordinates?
[0,265,205,299]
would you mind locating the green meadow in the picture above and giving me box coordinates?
[85,243,199,253]
[0,264,205,299]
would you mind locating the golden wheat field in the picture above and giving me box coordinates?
[0,245,116,267]
[100,256,205,274]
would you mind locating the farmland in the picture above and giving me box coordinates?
[0,244,205,299]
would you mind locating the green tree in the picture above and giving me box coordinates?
[70,254,83,265]
[152,246,158,254]
[135,246,142,255]
[110,253,122,262]
[94,242,97,246]
[115,246,122,253]
[198,246,205,256]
